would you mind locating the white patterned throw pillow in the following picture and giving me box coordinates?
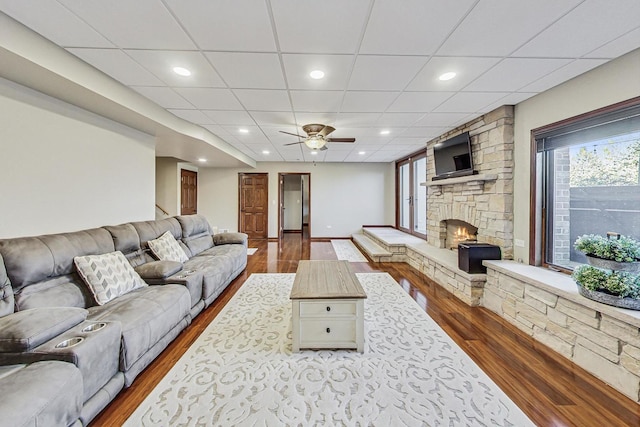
[74,251,147,305]
[148,231,189,263]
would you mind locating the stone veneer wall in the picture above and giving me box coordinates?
[483,264,640,402]
[426,105,515,259]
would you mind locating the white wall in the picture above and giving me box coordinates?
[156,157,179,216]
[199,162,395,238]
[0,78,156,238]
[513,48,640,262]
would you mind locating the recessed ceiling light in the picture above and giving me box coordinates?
[309,70,325,79]
[438,71,457,81]
[173,66,191,77]
[310,150,318,155]
[380,130,390,135]
[359,151,366,155]
[262,150,270,155]
[198,158,207,162]
[238,128,249,134]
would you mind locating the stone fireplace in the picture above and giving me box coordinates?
[425,105,514,259]
[444,219,477,250]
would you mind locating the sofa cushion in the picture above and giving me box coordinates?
[0,361,83,427]
[135,260,183,280]
[0,307,87,352]
[103,223,141,255]
[87,285,191,371]
[177,215,215,256]
[148,231,189,263]
[0,228,115,292]
[130,218,182,247]
[213,232,248,247]
[0,254,14,317]
[74,251,147,305]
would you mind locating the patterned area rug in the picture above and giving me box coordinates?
[124,273,533,426]
[331,239,368,262]
[247,248,258,255]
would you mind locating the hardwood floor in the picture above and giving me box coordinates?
[91,233,640,426]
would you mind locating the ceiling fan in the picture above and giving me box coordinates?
[280,124,355,150]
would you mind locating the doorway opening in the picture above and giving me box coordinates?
[278,173,310,239]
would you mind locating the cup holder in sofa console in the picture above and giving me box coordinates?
[55,337,84,349]
[82,322,107,333]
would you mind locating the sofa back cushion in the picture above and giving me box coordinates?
[0,254,14,317]
[176,215,214,256]
[148,231,189,262]
[0,228,115,294]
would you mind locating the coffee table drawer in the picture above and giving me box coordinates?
[299,301,357,316]
[299,319,356,344]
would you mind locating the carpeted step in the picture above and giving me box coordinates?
[351,233,391,262]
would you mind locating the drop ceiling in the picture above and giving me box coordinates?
[1,0,639,165]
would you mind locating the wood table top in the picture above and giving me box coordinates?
[290,260,367,300]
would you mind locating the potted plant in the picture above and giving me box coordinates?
[574,233,640,272]
[572,233,640,309]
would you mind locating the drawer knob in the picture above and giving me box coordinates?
[326,306,331,312]
[326,327,331,333]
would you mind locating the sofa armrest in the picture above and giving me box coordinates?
[134,261,183,280]
[213,232,248,247]
[0,307,87,352]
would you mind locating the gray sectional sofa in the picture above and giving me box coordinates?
[0,214,247,426]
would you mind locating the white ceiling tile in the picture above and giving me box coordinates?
[165,0,275,51]
[520,59,609,93]
[348,56,428,91]
[132,86,193,109]
[294,113,337,127]
[399,127,449,138]
[67,48,164,86]
[585,27,640,59]
[514,1,640,58]
[323,150,350,162]
[282,54,354,90]
[416,112,471,127]
[1,0,114,47]
[437,0,583,56]
[250,112,296,127]
[58,0,196,49]
[204,52,285,89]
[271,0,371,54]
[387,92,454,113]
[341,92,399,113]
[482,93,538,113]
[406,57,502,91]
[168,109,214,124]
[465,58,572,92]
[233,89,292,111]
[202,125,232,138]
[334,113,382,127]
[175,88,243,110]
[223,125,269,144]
[360,0,475,55]
[290,91,344,112]
[434,92,511,114]
[203,110,255,125]
[376,113,424,126]
[125,50,225,88]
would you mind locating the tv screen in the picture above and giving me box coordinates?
[432,132,475,180]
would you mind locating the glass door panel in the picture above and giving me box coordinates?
[398,162,410,231]
[413,157,427,236]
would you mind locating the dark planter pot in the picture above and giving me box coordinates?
[575,283,640,310]
[585,255,640,273]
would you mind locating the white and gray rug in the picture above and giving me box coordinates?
[331,240,368,262]
[125,273,533,427]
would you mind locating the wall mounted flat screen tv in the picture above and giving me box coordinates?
[432,132,476,181]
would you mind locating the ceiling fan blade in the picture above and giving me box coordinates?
[318,125,336,137]
[279,130,306,138]
[283,141,304,146]
[327,137,355,143]
[319,145,329,151]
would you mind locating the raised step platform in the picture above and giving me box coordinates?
[351,233,392,262]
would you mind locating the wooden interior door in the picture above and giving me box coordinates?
[239,173,268,239]
[180,169,197,215]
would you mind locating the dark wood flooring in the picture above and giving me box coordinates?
[91,232,640,426]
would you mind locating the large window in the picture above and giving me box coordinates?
[396,151,427,238]
[533,98,640,270]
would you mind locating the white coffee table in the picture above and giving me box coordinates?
[290,260,367,352]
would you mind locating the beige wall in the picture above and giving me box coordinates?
[513,47,640,262]
[0,78,155,238]
[198,162,395,238]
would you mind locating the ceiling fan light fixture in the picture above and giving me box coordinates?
[304,135,326,150]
